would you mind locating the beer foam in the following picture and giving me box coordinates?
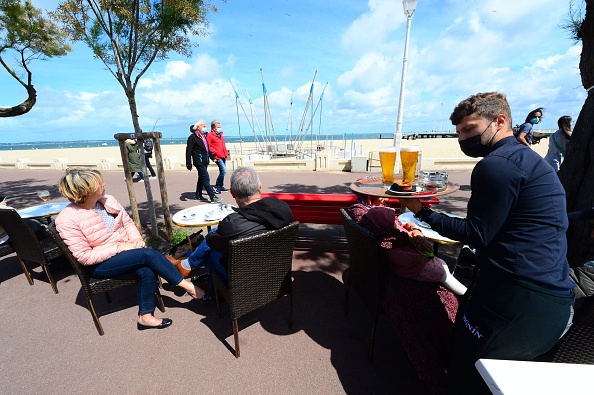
[400,145,419,152]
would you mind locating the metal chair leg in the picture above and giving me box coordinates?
[213,278,222,318]
[43,264,59,294]
[368,310,379,362]
[233,319,240,358]
[288,292,293,328]
[344,280,351,314]
[88,299,105,336]
[156,289,166,313]
[19,258,34,285]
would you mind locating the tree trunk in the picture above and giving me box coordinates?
[0,84,36,117]
[558,0,594,267]
[125,87,158,237]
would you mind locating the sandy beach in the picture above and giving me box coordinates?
[0,137,550,167]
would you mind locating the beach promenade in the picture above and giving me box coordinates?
[0,137,551,173]
[0,166,473,394]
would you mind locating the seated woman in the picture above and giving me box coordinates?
[55,168,204,330]
[348,201,466,295]
[348,197,465,394]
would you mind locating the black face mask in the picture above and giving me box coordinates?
[459,135,493,158]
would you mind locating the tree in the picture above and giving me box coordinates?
[51,0,219,236]
[0,0,70,117]
[558,0,594,266]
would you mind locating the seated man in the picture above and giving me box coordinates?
[169,166,293,296]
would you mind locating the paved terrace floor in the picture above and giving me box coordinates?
[0,168,471,394]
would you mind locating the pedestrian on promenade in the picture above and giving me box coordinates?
[544,115,572,172]
[55,168,206,330]
[516,107,544,146]
[185,120,222,204]
[401,92,575,394]
[125,138,144,182]
[142,137,157,179]
[207,119,229,194]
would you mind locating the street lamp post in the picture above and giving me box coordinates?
[393,0,418,171]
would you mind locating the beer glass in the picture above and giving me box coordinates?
[379,147,397,186]
[400,145,420,184]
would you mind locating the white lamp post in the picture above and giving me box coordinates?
[393,0,418,171]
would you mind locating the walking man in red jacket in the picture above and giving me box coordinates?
[207,120,229,194]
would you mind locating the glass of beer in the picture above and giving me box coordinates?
[400,145,420,184]
[379,147,398,186]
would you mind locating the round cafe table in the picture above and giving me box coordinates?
[172,203,236,252]
[349,176,459,199]
[172,203,236,230]
[17,201,70,220]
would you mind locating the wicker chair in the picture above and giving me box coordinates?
[0,242,15,260]
[340,208,384,362]
[536,300,594,364]
[212,221,300,357]
[49,226,165,335]
[0,209,64,293]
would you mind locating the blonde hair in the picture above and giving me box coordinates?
[211,119,219,129]
[58,168,103,204]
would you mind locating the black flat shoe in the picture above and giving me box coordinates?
[137,318,173,330]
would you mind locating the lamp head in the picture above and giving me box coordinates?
[403,0,418,16]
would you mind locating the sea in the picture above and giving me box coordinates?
[0,132,457,151]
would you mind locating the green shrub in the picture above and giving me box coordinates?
[171,228,189,245]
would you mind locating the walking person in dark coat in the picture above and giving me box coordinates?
[185,119,222,203]
[125,138,144,182]
[143,137,157,179]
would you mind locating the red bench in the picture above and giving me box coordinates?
[260,192,439,225]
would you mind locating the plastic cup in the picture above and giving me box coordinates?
[379,147,397,186]
[400,145,420,184]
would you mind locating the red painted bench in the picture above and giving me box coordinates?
[260,192,439,225]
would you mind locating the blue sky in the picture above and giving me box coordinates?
[0,0,586,143]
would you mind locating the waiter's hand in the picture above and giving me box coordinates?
[401,198,423,215]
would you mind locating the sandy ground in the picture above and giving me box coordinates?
[0,137,550,164]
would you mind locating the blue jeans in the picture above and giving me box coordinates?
[215,158,226,188]
[87,248,183,315]
[196,165,216,199]
[188,230,227,292]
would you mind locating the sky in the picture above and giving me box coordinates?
[0,0,587,143]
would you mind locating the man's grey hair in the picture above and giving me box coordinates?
[230,166,261,202]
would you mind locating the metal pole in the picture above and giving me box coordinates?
[393,13,413,172]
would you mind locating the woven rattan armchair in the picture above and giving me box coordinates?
[0,242,15,260]
[0,209,63,293]
[340,208,384,362]
[212,221,300,357]
[49,226,165,335]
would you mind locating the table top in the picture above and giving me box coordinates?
[398,211,460,245]
[172,203,236,227]
[17,201,70,220]
[350,176,459,199]
[475,358,594,394]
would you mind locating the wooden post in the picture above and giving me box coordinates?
[117,138,141,231]
[152,134,173,241]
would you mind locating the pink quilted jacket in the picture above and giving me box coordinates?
[55,195,141,266]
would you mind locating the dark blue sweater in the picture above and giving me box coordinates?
[427,136,574,290]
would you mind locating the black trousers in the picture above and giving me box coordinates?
[144,153,156,177]
[446,270,575,394]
